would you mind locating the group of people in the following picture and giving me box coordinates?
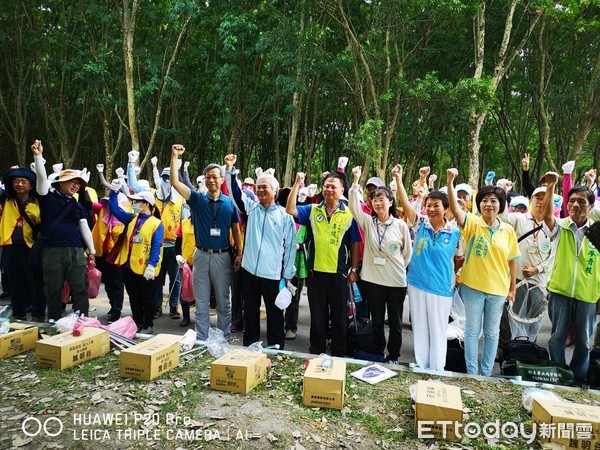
[0,141,599,385]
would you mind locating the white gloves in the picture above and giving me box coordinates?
[128,150,139,164]
[307,184,318,197]
[298,187,309,203]
[96,164,104,173]
[176,255,186,267]
[80,168,90,183]
[150,156,158,166]
[562,160,575,175]
[115,167,125,179]
[143,265,155,280]
[110,179,122,191]
[52,163,63,174]
[30,162,35,171]
[338,156,349,169]
[286,280,297,296]
[265,168,275,176]
[255,167,263,178]
[184,161,190,171]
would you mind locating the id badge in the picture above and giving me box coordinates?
[528,246,539,254]
[132,235,142,244]
[210,228,221,237]
[373,256,387,266]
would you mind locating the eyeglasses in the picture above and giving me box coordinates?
[12,179,31,186]
[66,180,81,187]
[204,175,222,181]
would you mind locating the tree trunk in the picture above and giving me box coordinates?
[122,0,141,153]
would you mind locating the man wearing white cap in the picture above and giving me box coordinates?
[31,140,96,321]
[509,196,529,214]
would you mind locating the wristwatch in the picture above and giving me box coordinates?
[349,267,359,275]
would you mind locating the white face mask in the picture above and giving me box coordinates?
[132,203,141,213]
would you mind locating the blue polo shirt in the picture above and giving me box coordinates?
[187,191,238,249]
[407,214,462,297]
[38,189,86,248]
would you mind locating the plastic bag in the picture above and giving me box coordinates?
[275,287,292,310]
[508,280,547,341]
[105,316,138,339]
[86,260,102,299]
[78,314,102,328]
[180,329,197,352]
[247,341,264,353]
[450,288,466,331]
[61,281,70,304]
[205,327,230,358]
[180,263,194,303]
[446,322,464,341]
[56,311,79,333]
[521,388,564,412]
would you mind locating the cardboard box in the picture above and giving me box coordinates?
[35,327,110,369]
[302,358,346,410]
[532,399,600,449]
[414,380,463,442]
[120,334,181,380]
[0,323,39,359]
[210,349,267,394]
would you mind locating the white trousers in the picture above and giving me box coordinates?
[408,284,452,371]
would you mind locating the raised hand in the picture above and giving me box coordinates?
[419,166,430,179]
[338,156,349,169]
[351,166,362,182]
[295,172,306,185]
[171,144,185,157]
[224,154,237,171]
[447,168,458,185]
[128,150,139,164]
[31,140,43,156]
[110,178,123,191]
[562,160,575,175]
[391,164,403,179]
[543,171,559,185]
[306,184,317,197]
[151,156,158,166]
[183,161,190,171]
[115,167,125,179]
[96,164,104,173]
[522,153,530,171]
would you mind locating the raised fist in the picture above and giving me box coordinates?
[52,163,63,174]
[351,166,362,181]
[115,167,125,179]
[96,164,104,173]
[429,174,438,183]
[306,184,317,197]
[110,178,122,191]
[543,171,559,185]
[31,140,43,155]
[446,168,458,184]
[391,164,403,178]
[151,156,158,166]
[128,150,139,164]
[224,154,237,171]
[561,161,575,175]
[183,161,190,171]
[298,187,309,203]
[295,172,306,185]
[419,166,430,178]
[171,144,185,157]
[338,156,349,169]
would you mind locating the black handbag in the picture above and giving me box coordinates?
[501,336,549,365]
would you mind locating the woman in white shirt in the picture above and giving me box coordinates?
[348,166,412,362]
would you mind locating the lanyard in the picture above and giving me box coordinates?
[375,219,389,251]
[210,200,221,227]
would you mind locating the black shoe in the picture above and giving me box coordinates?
[180,317,190,327]
[0,292,10,300]
[107,313,121,324]
[12,314,27,321]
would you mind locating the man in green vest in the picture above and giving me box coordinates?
[287,172,362,357]
[542,172,599,386]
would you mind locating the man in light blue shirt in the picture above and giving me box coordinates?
[224,154,296,350]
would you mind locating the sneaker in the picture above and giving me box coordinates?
[169,307,181,320]
[138,327,153,335]
[153,307,163,319]
[285,330,296,340]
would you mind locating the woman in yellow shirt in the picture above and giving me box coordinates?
[446,169,520,377]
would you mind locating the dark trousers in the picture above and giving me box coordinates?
[154,246,181,308]
[306,271,347,357]
[242,269,284,349]
[284,276,304,332]
[95,256,124,315]
[123,268,156,328]
[3,244,45,317]
[360,280,406,360]
[43,247,88,321]
[230,266,244,328]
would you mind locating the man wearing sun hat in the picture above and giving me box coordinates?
[31,140,96,321]
[0,167,46,321]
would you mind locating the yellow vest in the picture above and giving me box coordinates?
[0,198,41,248]
[155,196,182,241]
[114,215,163,275]
[181,218,196,266]
[91,207,126,257]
